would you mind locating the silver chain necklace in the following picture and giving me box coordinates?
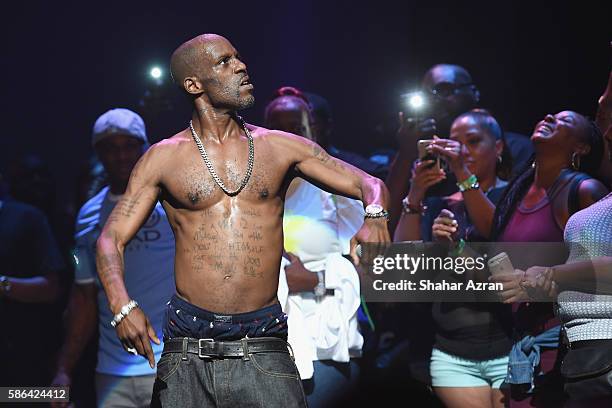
[189,115,255,196]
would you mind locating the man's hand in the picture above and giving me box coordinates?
[596,58,612,133]
[50,370,71,408]
[432,209,458,242]
[284,253,318,293]
[397,113,436,153]
[489,266,557,303]
[408,160,446,204]
[115,308,160,368]
[351,217,390,266]
[598,66,612,110]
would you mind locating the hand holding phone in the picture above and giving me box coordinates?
[417,139,441,170]
[488,252,514,276]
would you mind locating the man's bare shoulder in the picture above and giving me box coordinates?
[128,130,193,183]
[247,124,313,150]
[151,129,192,151]
[142,129,192,160]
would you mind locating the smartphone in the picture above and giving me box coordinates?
[488,252,514,276]
[417,139,440,170]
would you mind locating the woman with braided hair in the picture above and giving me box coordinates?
[493,67,612,407]
[489,111,608,407]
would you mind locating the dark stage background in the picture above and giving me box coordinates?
[1,0,610,208]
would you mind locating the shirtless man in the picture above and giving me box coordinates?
[96,33,390,407]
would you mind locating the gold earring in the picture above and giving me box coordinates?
[571,152,581,171]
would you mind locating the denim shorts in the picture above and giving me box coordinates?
[163,294,289,341]
[430,348,509,389]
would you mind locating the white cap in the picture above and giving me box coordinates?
[92,108,148,147]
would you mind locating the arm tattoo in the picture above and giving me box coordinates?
[97,253,124,284]
[107,194,142,224]
[313,145,331,164]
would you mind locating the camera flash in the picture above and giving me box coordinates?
[409,93,424,109]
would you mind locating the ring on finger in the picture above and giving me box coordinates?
[127,347,138,355]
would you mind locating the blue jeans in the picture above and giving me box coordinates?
[151,295,307,407]
[151,350,307,407]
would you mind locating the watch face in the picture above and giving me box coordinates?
[365,204,383,214]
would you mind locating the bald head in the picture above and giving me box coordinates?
[169,33,254,110]
[170,33,227,89]
[422,64,473,90]
[420,64,480,130]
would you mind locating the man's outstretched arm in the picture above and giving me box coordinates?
[96,146,163,367]
[275,132,391,260]
[279,134,389,208]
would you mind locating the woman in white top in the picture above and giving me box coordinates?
[265,87,364,407]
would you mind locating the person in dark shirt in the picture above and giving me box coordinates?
[0,196,65,386]
[394,109,513,408]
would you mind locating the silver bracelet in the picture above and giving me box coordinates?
[110,300,139,328]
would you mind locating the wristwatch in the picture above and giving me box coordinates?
[0,275,11,295]
[313,271,334,297]
[364,204,389,220]
[314,271,326,297]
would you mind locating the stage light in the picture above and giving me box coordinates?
[150,67,162,79]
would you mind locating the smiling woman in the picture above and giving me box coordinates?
[490,111,609,407]
[493,111,606,244]
[530,111,604,177]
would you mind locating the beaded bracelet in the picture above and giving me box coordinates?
[457,174,479,192]
[401,197,428,215]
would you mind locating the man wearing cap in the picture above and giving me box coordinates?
[51,108,175,408]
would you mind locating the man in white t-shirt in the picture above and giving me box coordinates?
[51,109,175,408]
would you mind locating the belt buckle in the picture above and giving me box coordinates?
[198,338,215,359]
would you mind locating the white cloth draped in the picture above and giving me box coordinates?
[278,178,364,380]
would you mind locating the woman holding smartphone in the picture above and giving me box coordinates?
[395,109,514,408]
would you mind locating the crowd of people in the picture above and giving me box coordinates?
[1,32,611,408]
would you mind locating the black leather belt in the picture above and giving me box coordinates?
[163,337,290,359]
[569,339,612,350]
